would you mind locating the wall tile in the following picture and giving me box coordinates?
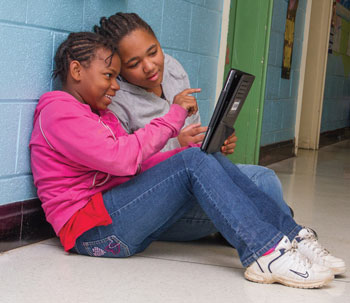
[0,0,27,23]
[0,25,52,99]
[198,56,218,101]
[279,78,291,99]
[197,99,210,126]
[0,175,37,205]
[27,0,83,31]
[265,66,280,99]
[126,0,163,39]
[190,6,221,56]
[0,104,20,176]
[204,0,223,11]
[186,0,204,5]
[268,32,278,67]
[172,50,200,88]
[271,0,287,33]
[51,32,69,91]
[16,103,37,174]
[161,0,191,50]
[271,101,283,131]
[83,0,127,31]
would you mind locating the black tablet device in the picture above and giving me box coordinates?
[200,68,255,154]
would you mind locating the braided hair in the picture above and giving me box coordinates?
[53,32,117,83]
[94,12,156,48]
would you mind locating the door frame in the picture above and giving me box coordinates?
[296,0,333,151]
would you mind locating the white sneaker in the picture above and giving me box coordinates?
[244,236,334,288]
[293,228,346,275]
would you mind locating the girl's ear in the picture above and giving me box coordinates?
[69,60,82,81]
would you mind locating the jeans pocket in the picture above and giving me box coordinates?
[82,235,130,258]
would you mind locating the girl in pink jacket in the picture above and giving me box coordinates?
[30,32,344,289]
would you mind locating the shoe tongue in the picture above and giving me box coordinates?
[276,236,291,250]
[298,228,313,238]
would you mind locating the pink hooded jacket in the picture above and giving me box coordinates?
[29,91,188,235]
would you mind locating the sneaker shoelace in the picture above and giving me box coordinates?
[294,234,330,258]
[286,246,312,269]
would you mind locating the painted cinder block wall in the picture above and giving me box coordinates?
[260,0,307,146]
[0,0,223,206]
[321,47,350,132]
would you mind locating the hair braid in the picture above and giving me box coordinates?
[53,32,117,83]
[94,12,156,48]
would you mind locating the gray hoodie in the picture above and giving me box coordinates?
[108,54,201,151]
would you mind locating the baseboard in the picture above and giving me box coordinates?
[259,139,295,166]
[0,199,55,253]
[319,127,350,148]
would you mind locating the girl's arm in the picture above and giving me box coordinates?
[39,101,188,176]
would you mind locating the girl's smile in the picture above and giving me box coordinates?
[68,48,121,112]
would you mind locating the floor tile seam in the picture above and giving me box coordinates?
[275,171,350,181]
[136,255,244,270]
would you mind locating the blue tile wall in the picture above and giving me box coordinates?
[126,0,164,39]
[161,0,191,50]
[260,0,307,146]
[83,0,127,31]
[190,6,221,56]
[26,0,84,32]
[0,0,224,205]
[0,0,27,23]
[321,53,350,132]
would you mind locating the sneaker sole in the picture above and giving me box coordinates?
[244,270,334,289]
[332,266,346,276]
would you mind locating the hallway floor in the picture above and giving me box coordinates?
[1,140,349,303]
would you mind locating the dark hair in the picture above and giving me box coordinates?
[53,32,117,83]
[94,12,156,47]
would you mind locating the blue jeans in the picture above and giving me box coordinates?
[156,164,291,242]
[74,148,301,266]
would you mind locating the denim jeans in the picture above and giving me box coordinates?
[74,148,301,267]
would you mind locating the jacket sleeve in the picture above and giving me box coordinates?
[39,102,188,176]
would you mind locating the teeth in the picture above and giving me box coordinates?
[105,95,112,100]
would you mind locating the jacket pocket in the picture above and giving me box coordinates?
[82,235,130,258]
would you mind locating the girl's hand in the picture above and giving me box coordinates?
[221,132,238,155]
[178,123,208,147]
[173,88,201,116]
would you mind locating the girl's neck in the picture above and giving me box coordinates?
[146,85,163,97]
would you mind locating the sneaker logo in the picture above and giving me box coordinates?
[290,269,309,279]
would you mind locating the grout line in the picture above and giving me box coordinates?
[136,254,244,271]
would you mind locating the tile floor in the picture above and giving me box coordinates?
[1,140,349,303]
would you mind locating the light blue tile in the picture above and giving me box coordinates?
[0,0,27,23]
[126,0,163,39]
[279,77,291,99]
[0,104,20,176]
[261,100,273,133]
[0,175,37,205]
[197,99,211,126]
[0,25,52,99]
[265,66,281,99]
[51,32,69,90]
[290,70,300,99]
[161,0,191,50]
[204,0,223,11]
[291,39,302,70]
[267,32,278,66]
[190,6,221,56]
[198,56,217,101]
[27,0,84,31]
[16,103,37,174]
[171,50,200,88]
[271,0,288,33]
[281,100,297,129]
[271,100,283,131]
[294,3,306,41]
[272,32,285,68]
[187,0,204,5]
[83,0,127,31]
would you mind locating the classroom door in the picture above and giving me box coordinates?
[224,0,274,164]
